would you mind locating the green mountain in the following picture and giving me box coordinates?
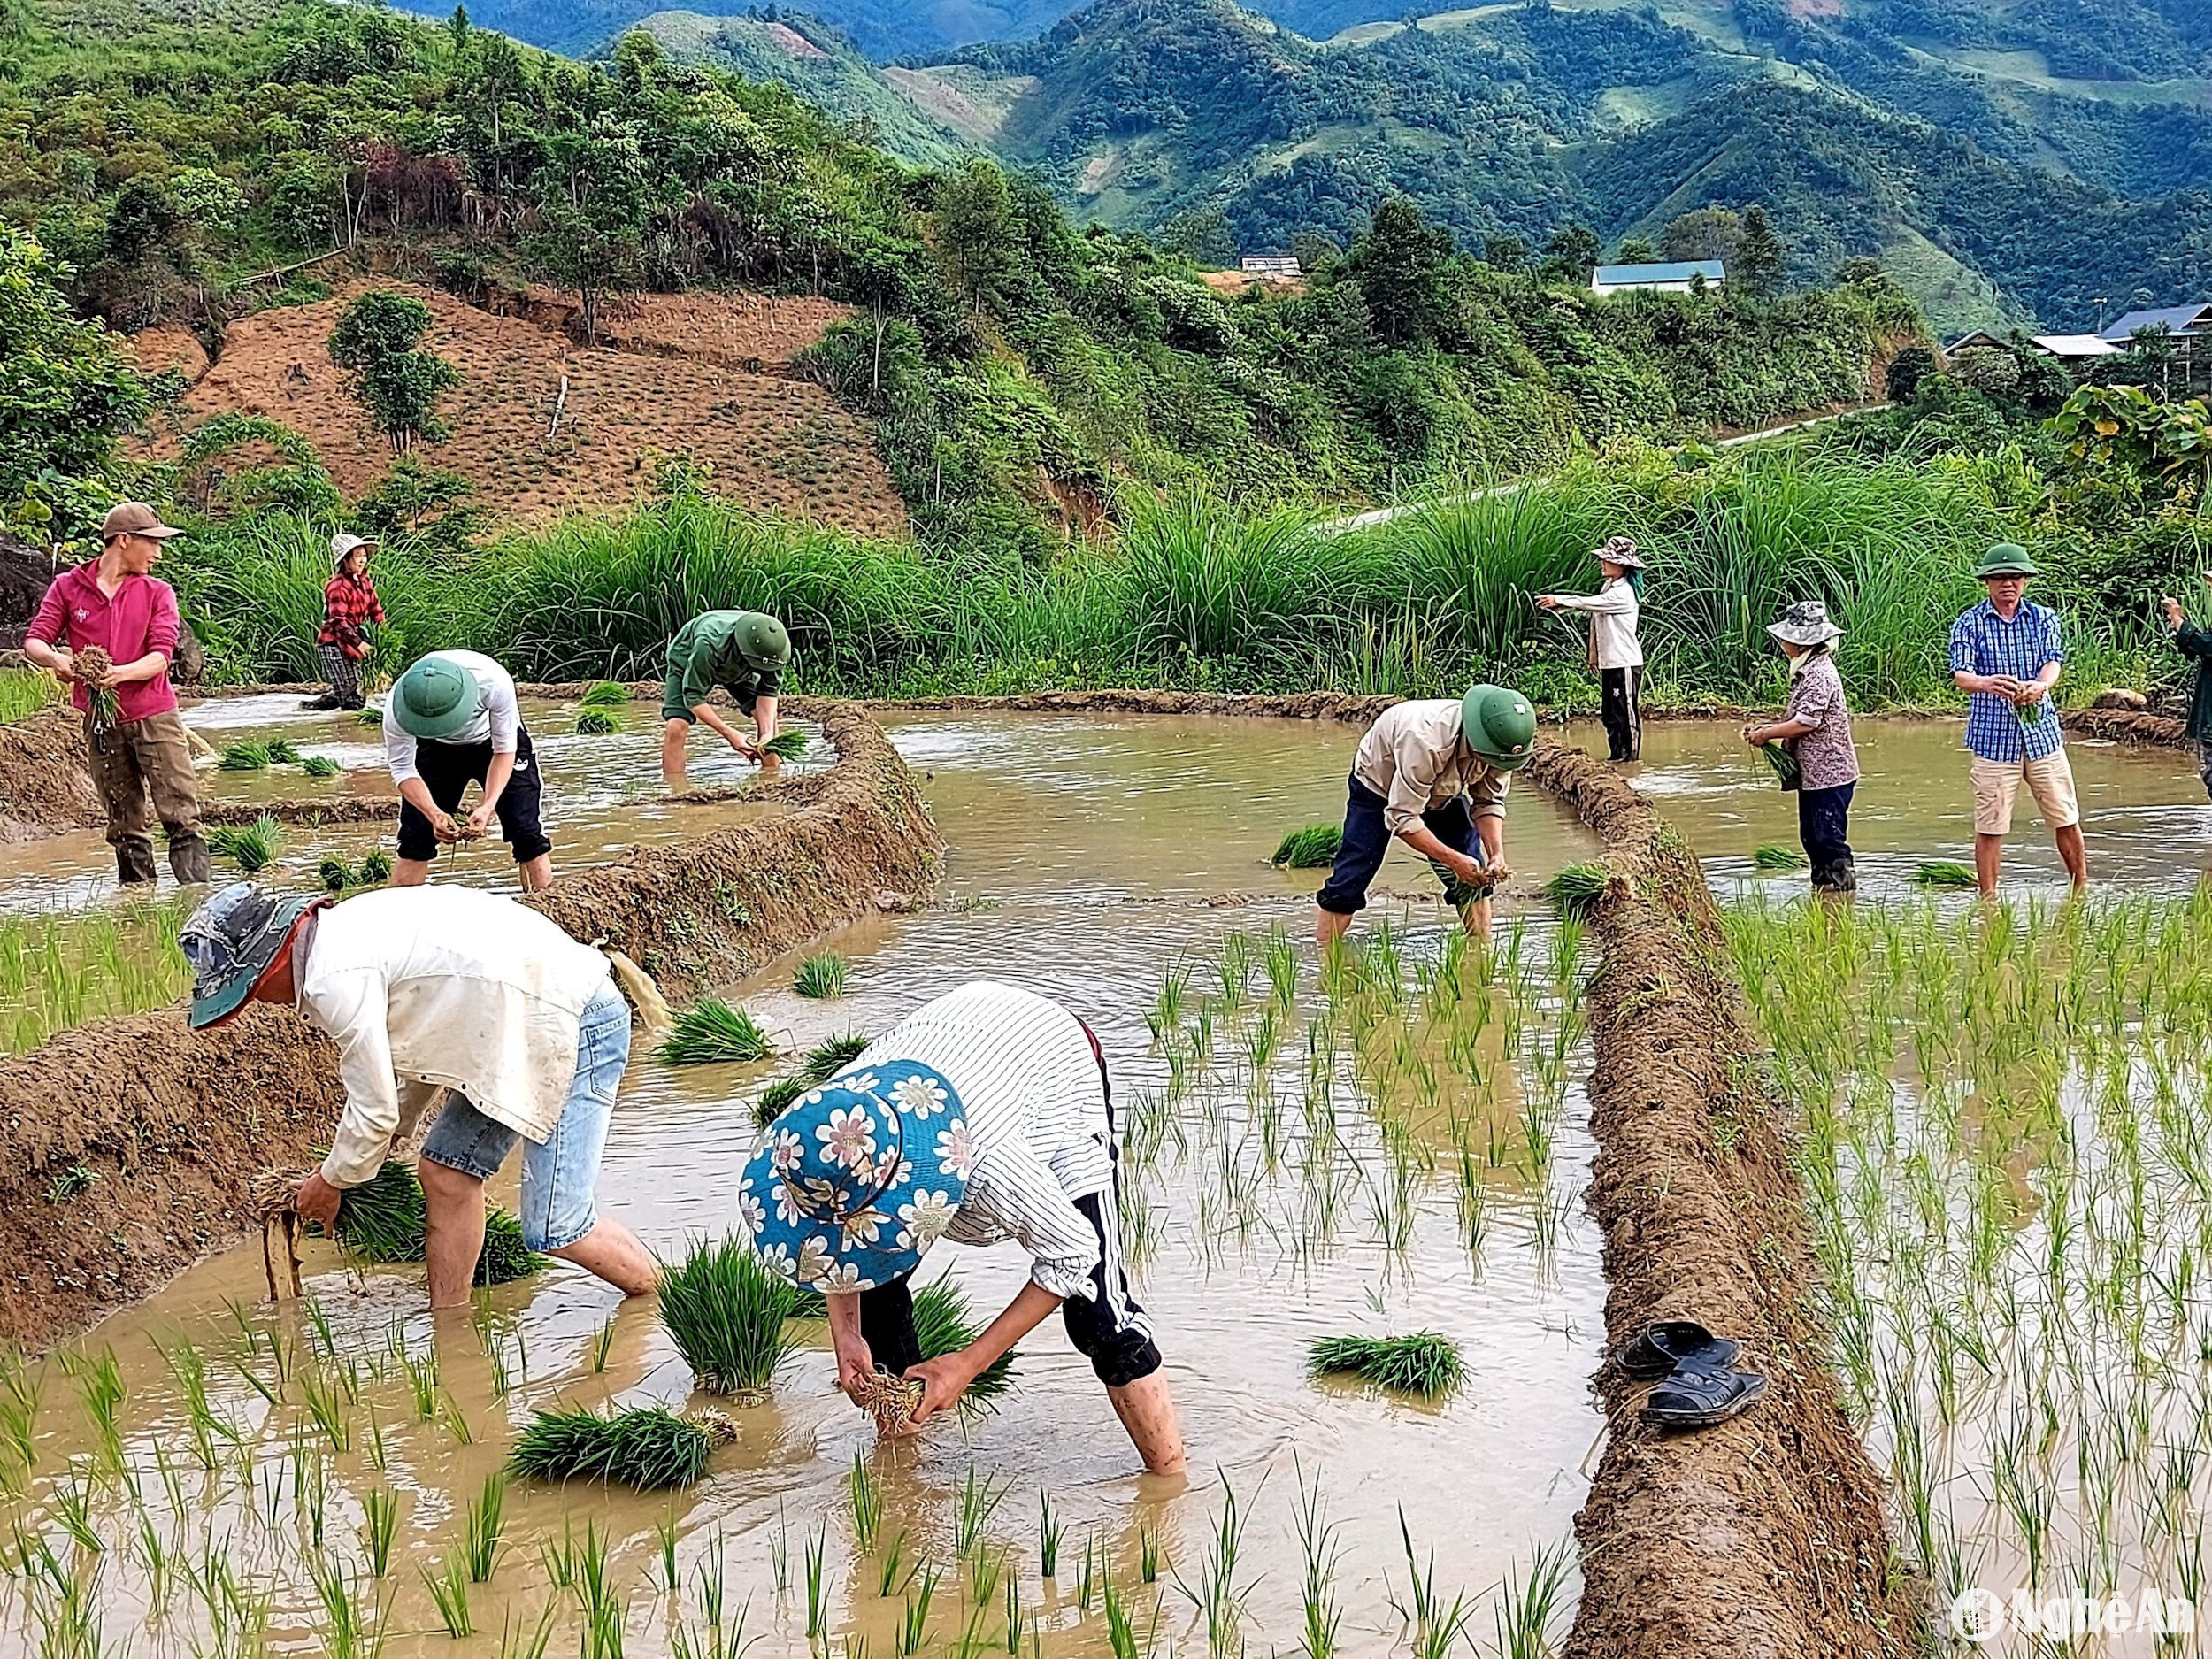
[424,0,1076,59]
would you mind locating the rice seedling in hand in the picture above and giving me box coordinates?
[265,739,302,764]
[794,953,849,999]
[1271,825,1342,869]
[1540,863,1609,919]
[1913,860,1978,890]
[1757,741,1801,788]
[218,741,272,771]
[661,998,773,1065]
[760,729,809,760]
[1307,1332,1464,1397]
[657,1237,801,1394]
[303,755,341,779]
[1752,843,1809,872]
[582,680,630,708]
[207,814,283,873]
[509,1405,735,1490]
[576,708,623,735]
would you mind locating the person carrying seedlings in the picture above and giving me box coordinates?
[22,503,211,887]
[1741,601,1859,893]
[303,533,385,712]
[1536,535,1645,762]
[179,880,657,1310]
[2162,572,2212,803]
[385,649,553,891]
[1312,685,1538,947]
[659,610,792,789]
[741,979,1187,1476]
[1947,544,2086,895]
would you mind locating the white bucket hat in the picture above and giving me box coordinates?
[331,532,378,568]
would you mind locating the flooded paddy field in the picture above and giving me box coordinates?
[0,712,1610,1659]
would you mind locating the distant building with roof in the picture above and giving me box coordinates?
[1591,259,1725,297]
[1239,255,1302,279]
[1947,329,2118,361]
[2099,302,2211,393]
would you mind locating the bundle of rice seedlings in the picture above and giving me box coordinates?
[1912,860,1978,890]
[752,1075,807,1127]
[326,1160,545,1286]
[1751,843,1809,872]
[265,739,302,764]
[356,707,383,727]
[581,680,630,708]
[575,709,622,736]
[303,755,341,779]
[509,1406,734,1490]
[219,741,272,772]
[73,647,119,732]
[319,856,353,893]
[208,814,283,873]
[1307,1332,1464,1397]
[760,729,809,761]
[1540,863,1609,919]
[751,1030,873,1126]
[657,1238,801,1394]
[1271,825,1342,869]
[360,849,393,883]
[1757,742,1801,789]
[660,998,773,1065]
[793,953,848,999]
[911,1279,1014,1400]
[851,1370,926,1439]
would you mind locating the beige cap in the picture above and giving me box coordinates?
[102,503,185,541]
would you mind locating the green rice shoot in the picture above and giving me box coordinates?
[575,708,622,735]
[1751,843,1809,872]
[319,856,352,893]
[508,1406,733,1490]
[1911,860,1978,890]
[1757,741,1801,789]
[657,1238,802,1394]
[218,741,271,772]
[1271,825,1342,869]
[1540,863,1609,919]
[581,680,630,708]
[356,706,383,726]
[359,849,393,884]
[265,739,302,764]
[761,729,809,761]
[207,814,283,873]
[302,755,341,779]
[793,953,848,999]
[661,997,773,1065]
[0,668,63,726]
[1307,1332,1464,1397]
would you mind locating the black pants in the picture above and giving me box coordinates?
[1798,780,1855,892]
[1600,666,1641,761]
[396,726,551,864]
[1315,775,1486,915]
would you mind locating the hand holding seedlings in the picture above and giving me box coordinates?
[293,1170,342,1230]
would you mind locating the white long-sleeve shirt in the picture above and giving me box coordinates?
[850,981,1113,1302]
[1549,577,1644,669]
[383,649,521,785]
[296,887,613,1188]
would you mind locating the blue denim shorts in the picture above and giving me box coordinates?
[419,980,631,1251]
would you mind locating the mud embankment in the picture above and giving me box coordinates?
[2063,707,2193,749]
[0,705,102,840]
[1524,742,1915,1659]
[0,703,940,1348]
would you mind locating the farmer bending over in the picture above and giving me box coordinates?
[180,882,657,1310]
[660,610,791,789]
[743,980,1187,1475]
[386,649,552,891]
[1313,685,1537,947]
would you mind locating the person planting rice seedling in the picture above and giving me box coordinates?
[21,503,210,887]
[659,609,792,789]
[1536,536,1645,763]
[1741,601,1859,894]
[1313,686,1536,947]
[180,880,658,1311]
[301,534,385,712]
[742,979,1186,1474]
[2162,572,2212,804]
[384,649,552,892]
[1948,544,2086,896]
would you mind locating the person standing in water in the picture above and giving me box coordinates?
[2162,572,2212,804]
[659,610,791,789]
[303,533,385,712]
[385,649,552,891]
[1539,536,1645,762]
[1742,602,1859,893]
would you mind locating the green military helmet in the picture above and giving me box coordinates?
[391,655,480,740]
[1461,684,1538,771]
[735,612,791,672]
[1973,542,2039,580]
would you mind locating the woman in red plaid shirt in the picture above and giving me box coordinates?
[305,534,386,710]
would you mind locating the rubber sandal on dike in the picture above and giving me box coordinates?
[1640,1365,1769,1430]
[1617,1319,1741,1381]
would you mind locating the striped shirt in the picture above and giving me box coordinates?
[1947,599,2064,763]
[852,981,1113,1302]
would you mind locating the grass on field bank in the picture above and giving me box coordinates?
[165,446,2178,710]
[0,669,62,725]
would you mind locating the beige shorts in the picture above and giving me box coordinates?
[1970,750,2080,836]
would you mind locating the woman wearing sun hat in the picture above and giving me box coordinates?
[1743,601,1860,893]
[741,979,1187,1474]
[1538,535,1645,762]
[303,533,385,712]
[384,649,551,891]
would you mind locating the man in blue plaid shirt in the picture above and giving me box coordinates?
[1947,543,2087,895]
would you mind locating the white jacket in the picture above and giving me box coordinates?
[1550,577,1644,669]
[297,887,613,1188]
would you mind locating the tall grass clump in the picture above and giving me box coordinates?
[1271,826,1341,869]
[657,1238,802,1394]
[509,1406,734,1489]
[660,998,772,1065]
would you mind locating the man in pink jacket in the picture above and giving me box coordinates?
[22,503,210,886]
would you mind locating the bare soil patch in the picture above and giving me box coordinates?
[151,279,905,535]
[2063,707,2191,748]
[0,704,102,841]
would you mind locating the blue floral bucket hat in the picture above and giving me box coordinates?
[739,1060,972,1292]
